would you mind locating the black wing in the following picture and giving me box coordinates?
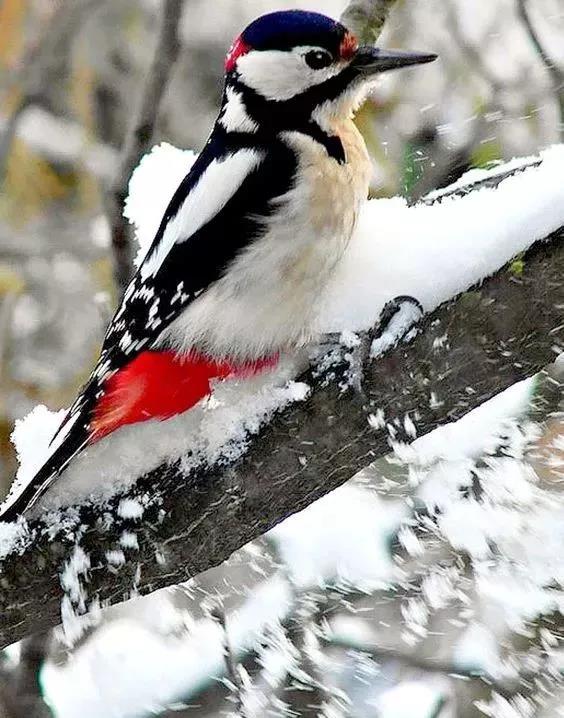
[0,131,297,520]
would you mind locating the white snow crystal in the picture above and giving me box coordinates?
[117,498,144,521]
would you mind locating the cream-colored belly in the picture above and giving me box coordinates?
[160,121,371,360]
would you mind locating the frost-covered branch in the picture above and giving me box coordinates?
[106,0,183,292]
[0,151,562,650]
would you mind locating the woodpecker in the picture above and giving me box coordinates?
[0,10,436,521]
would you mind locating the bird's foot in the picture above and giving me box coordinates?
[370,295,424,359]
[348,295,424,407]
[312,296,424,407]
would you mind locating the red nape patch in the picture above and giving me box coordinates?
[340,31,358,60]
[90,350,278,442]
[225,35,251,72]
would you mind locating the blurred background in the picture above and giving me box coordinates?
[0,0,563,716]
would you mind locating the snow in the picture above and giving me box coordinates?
[267,485,407,590]
[476,693,536,718]
[124,142,197,267]
[3,141,562,523]
[0,519,31,559]
[318,144,564,333]
[117,498,145,520]
[423,153,540,201]
[394,376,534,467]
[10,405,67,494]
[38,369,560,716]
[370,300,423,359]
[453,622,502,677]
[5,356,307,518]
[374,681,445,718]
[42,575,294,718]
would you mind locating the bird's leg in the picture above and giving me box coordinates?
[353,295,424,408]
[370,295,424,359]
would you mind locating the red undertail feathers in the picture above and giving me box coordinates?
[90,350,278,442]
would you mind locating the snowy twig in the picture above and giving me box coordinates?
[105,0,183,293]
[213,605,245,715]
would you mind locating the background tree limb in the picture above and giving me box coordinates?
[516,0,564,136]
[0,0,100,185]
[105,0,184,293]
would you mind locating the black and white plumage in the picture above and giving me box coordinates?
[0,10,436,521]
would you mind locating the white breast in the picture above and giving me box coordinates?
[159,122,371,360]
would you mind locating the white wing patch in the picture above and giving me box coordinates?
[140,149,264,279]
[219,88,258,134]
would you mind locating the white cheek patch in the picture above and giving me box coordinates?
[219,87,258,133]
[237,47,342,102]
[141,149,263,279]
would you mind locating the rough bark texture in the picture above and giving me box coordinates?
[0,206,561,649]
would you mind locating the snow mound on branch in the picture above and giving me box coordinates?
[10,405,67,495]
[267,485,407,590]
[318,144,564,333]
[124,142,197,267]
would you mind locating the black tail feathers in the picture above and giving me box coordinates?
[0,415,91,523]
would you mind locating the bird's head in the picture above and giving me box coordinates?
[220,10,437,133]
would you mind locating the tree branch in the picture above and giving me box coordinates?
[0,159,561,649]
[516,0,564,135]
[340,0,397,44]
[0,0,100,185]
[325,633,545,701]
[105,0,183,294]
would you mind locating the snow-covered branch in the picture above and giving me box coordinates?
[0,149,562,651]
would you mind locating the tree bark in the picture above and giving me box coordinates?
[0,164,561,649]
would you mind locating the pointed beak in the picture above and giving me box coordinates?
[351,46,437,74]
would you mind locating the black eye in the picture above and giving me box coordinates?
[304,49,333,70]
